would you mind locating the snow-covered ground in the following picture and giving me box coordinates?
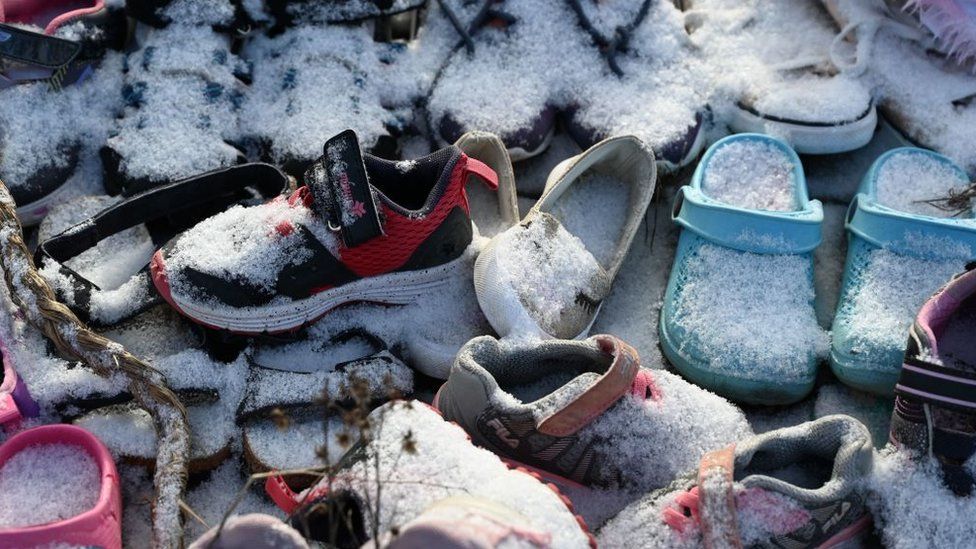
[2,0,976,546]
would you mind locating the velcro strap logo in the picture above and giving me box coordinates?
[0,24,80,68]
[316,130,383,247]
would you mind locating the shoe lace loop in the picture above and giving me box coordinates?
[438,0,516,54]
[566,0,653,77]
[662,486,701,533]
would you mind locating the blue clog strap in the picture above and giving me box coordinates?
[846,195,976,259]
[672,185,823,254]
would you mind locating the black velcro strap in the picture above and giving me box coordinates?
[35,163,291,326]
[0,24,81,68]
[932,427,976,463]
[306,130,383,247]
[895,356,976,412]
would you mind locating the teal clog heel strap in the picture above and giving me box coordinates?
[672,185,823,255]
[846,194,976,259]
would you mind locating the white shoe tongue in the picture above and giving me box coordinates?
[501,212,610,337]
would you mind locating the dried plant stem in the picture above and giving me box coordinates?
[0,181,190,549]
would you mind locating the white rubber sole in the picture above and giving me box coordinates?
[169,252,471,334]
[15,180,74,226]
[729,105,878,155]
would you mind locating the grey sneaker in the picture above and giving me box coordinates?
[434,334,751,491]
[188,514,309,549]
[598,415,875,548]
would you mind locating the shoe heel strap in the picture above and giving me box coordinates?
[698,445,742,549]
[464,157,499,190]
[673,185,822,254]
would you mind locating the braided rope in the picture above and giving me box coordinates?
[0,180,189,548]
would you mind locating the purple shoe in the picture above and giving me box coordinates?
[890,266,976,495]
[0,339,39,429]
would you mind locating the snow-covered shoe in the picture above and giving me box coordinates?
[0,339,38,429]
[435,334,751,491]
[152,130,499,334]
[240,25,399,176]
[371,496,553,549]
[679,0,876,154]
[889,266,976,495]
[474,135,655,339]
[830,148,976,395]
[598,415,875,549]
[240,330,413,489]
[822,0,976,172]
[426,0,707,169]
[266,400,595,548]
[660,134,828,405]
[188,514,309,549]
[101,20,248,195]
[0,0,125,89]
[36,163,291,327]
[0,424,122,549]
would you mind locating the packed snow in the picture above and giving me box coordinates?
[0,443,100,528]
[875,151,973,217]
[0,0,975,547]
[702,140,799,211]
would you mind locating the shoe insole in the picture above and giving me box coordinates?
[875,152,972,218]
[506,371,579,404]
[701,139,799,212]
[742,455,833,491]
[549,171,630,268]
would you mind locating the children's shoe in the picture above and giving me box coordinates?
[889,266,976,495]
[831,147,976,395]
[188,513,309,549]
[239,25,398,177]
[36,163,292,327]
[598,415,875,549]
[0,0,125,89]
[474,135,655,339]
[660,134,827,405]
[0,424,121,549]
[434,334,751,491]
[240,329,413,489]
[0,339,38,429]
[152,130,498,334]
[822,0,976,172]
[678,0,877,154]
[425,0,708,170]
[101,20,248,195]
[266,400,596,548]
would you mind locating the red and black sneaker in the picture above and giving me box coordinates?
[150,130,498,334]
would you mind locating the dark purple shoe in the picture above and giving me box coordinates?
[890,266,976,496]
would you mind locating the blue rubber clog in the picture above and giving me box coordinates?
[659,134,826,405]
[831,147,976,396]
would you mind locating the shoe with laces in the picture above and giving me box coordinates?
[677,0,877,154]
[265,400,596,548]
[822,0,976,172]
[434,334,751,491]
[151,130,499,334]
[598,415,875,549]
[889,265,976,496]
